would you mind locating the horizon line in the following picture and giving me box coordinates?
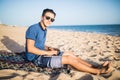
[0,23,120,27]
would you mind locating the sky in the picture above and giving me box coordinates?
[0,0,120,26]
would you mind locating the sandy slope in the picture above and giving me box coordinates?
[0,24,120,80]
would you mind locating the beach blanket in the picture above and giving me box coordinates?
[0,50,70,76]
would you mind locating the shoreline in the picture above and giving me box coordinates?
[48,28,120,37]
[0,24,120,80]
[48,24,120,37]
[49,28,120,37]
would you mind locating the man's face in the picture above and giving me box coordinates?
[42,12,55,27]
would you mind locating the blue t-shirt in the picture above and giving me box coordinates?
[25,23,47,61]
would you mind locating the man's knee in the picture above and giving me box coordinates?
[63,51,74,56]
[62,55,76,64]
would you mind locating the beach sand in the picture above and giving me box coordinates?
[0,24,120,80]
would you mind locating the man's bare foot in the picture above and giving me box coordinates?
[92,61,110,68]
[102,61,109,67]
[97,62,112,75]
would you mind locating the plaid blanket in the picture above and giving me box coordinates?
[0,50,70,76]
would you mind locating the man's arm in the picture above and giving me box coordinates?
[26,39,58,56]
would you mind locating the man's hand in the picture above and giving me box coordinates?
[49,47,60,51]
[45,46,60,51]
[45,46,60,56]
[45,51,58,56]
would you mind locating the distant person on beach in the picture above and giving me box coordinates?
[25,8,111,75]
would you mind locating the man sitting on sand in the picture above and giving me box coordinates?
[25,8,111,75]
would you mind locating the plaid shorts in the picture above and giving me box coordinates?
[33,51,64,68]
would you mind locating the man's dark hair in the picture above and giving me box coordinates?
[42,8,56,17]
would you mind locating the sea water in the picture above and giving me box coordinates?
[48,25,120,36]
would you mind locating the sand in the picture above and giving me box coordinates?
[0,24,120,80]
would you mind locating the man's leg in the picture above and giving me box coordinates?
[61,55,109,74]
[63,52,92,67]
[63,52,109,68]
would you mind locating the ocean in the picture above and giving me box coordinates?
[48,25,120,36]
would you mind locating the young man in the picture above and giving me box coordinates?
[25,8,110,75]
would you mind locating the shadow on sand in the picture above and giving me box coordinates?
[1,36,24,52]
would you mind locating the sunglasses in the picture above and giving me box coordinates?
[45,16,55,22]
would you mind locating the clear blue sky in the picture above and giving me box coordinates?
[0,0,120,26]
